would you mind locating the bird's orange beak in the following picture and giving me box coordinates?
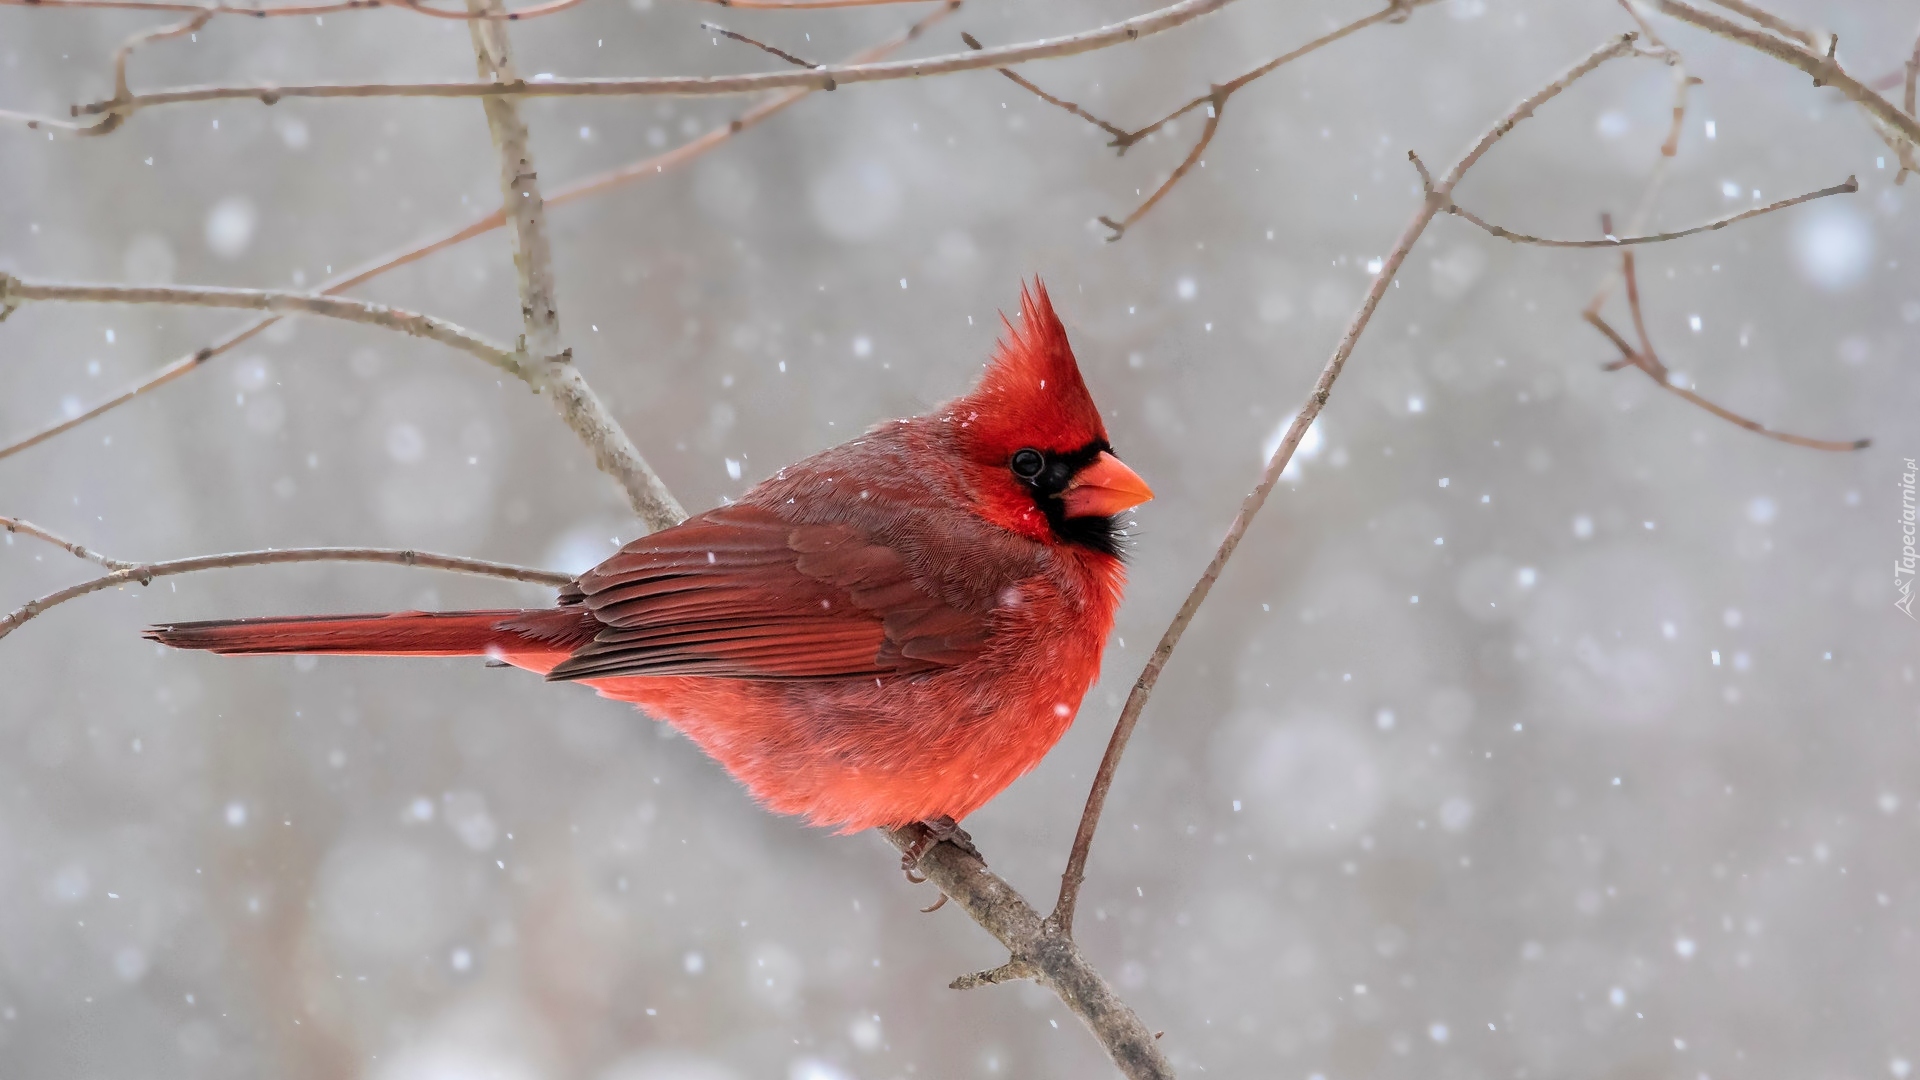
[1061,451,1154,519]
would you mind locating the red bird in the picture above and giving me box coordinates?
[147,282,1151,843]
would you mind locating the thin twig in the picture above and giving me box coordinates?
[0,275,523,374]
[1097,92,1222,240]
[687,0,934,7]
[1051,34,1644,937]
[0,548,570,642]
[0,0,587,20]
[1616,1,1699,159]
[703,23,820,71]
[1442,175,1857,247]
[1652,0,1920,148]
[1108,0,1432,152]
[69,9,218,136]
[1700,0,1819,47]
[1619,244,1661,375]
[979,0,1429,238]
[1898,29,1919,183]
[64,0,1236,124]
[465,0,686,532]
[1585,243,1868,452]
[1,516,140,571]
[949,957,1039,991]
[880,825,1171,1080]
[0,4,957,464]
[1586,6,1688,320]
[960,31,1130,142]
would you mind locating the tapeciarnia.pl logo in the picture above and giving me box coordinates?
[1899,457,1917,619]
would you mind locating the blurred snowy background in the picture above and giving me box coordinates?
[2,0,1917,1076]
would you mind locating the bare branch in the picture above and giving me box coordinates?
[1585,242,1869,452]
[1097,91,1222,241]
[1584,10,1688,319]
[64,0,1236,124]
[0,4,956,463]
[960,30,1131,142]
[1899,30,1919,183]
[1443,175,1857,247]
[1699,0,1819,47]
[702,23,821,71]
[2,516,140,572]
[1110,0,1431,152]
[1651,0,1920,149]
[467,0,686,532]
[0,547,570,642]
[0,274,523,374]
[5,0,593,134]
[881,826,1172,1080]
[0,0,589,20]
[980,0,1430,236]
[1052,33,1644,936]
[686,0,934,7]
[1655,380,1871,451]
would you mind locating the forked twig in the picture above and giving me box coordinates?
[878,823,1171,1078]
[1584,230,1868,452]
[1050,34,1644,937]
[959,31,1130,143]
[687,0,933,7]
[2,516,141,572]
[1097,91,1222,241]
[977,0,1432,238]
[0,2,959,464]
[1105,0,1431,152]
[1,0,594,134]
[1700,0,1819,47]
[0,0,587,20]
[60,0,1236,125]
[466,0,684,532]
[1652,0,1920,149]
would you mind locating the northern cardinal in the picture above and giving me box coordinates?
[147,282,1151,844]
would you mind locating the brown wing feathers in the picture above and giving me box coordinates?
[543,505,992,682]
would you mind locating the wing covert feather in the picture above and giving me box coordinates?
[547,503,1003,681]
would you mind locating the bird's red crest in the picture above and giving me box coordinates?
[958,280,1108,460]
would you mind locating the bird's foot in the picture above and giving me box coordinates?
[899,815,978,874]
[897,816,977,913]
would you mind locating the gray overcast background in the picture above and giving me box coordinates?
[2,1,1917,1077]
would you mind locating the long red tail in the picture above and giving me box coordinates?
[145,608,596,659]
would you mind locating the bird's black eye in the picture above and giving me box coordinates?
[1010,448,1045,479]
